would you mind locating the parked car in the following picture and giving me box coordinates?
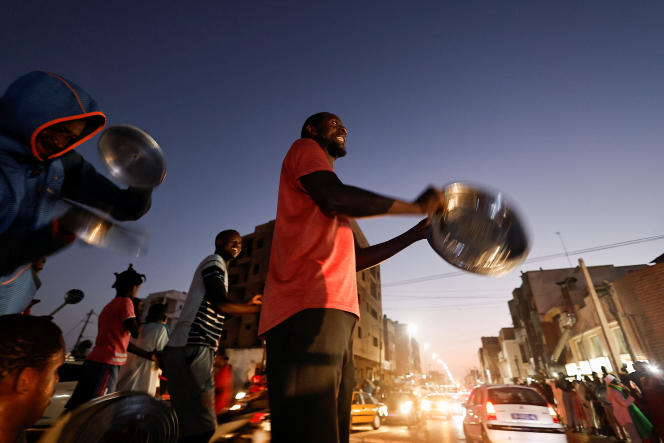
[463,384,565,443]
[350,391,384,430]
[32,359,83,428]
[382,391,421,426]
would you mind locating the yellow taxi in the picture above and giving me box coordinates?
[350,391,386,430]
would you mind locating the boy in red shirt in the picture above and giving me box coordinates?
[65,264,152,411]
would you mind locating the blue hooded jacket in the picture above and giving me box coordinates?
[0,71,150,314]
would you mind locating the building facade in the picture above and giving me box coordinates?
[143,290,188,331]
[507,264,645,376]
[478,336,501,383]
[497,327,525,383]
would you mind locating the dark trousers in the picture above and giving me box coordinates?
[65,360,118,411]
[265,308,357,443]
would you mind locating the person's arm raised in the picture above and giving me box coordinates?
[298,171,443,218]
[355,218,430,271]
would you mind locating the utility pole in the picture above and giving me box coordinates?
[556,231,573,267]
[578,259,621,372]
[605,281,638,364]
[73,309,95,351]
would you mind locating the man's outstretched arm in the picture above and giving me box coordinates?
[354,219,429,271]
[202,265,262,315]
[299,171,444,219]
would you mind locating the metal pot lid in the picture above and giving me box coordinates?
[37,392,178,443]
[98,125,166,188]
[427,182,530,276]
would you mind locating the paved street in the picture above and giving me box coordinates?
[350,417,621,443]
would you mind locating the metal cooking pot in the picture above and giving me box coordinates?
[97,125,166,188]
[427,182,530,276]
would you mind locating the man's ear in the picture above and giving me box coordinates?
[15,367,37,395]
[306,124,318,136]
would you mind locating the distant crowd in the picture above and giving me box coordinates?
[523,365,664,442]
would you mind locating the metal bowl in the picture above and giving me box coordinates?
[37,392,178,443]
[427,182,530,276]
[98,125,166,188]
[60,200,150,257]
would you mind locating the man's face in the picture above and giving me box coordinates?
[27,350,65,424]
[34,119,86,160]
[312,114,348,158]
[220,233,242,261]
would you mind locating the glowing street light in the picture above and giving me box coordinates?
[407,324,418,336]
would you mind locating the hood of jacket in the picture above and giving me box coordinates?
[0,71,106,161]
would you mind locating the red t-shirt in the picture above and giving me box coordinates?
[86,297,135,365]
[258,138,359,335]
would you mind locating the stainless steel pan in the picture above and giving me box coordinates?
[427,182,530,276]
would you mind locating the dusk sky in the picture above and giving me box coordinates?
[3,0,663,379]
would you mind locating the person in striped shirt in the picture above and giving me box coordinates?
[162,230,262,443]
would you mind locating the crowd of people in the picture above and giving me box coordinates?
[522,366,664,442]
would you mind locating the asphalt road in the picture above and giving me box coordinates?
[349,417,620,443]
[350,416,466,443]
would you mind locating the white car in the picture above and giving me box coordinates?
[33,360,83,427]
[463,384,566,443]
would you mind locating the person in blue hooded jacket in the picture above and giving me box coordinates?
[0,71,153,315]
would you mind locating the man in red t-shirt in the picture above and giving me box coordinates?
[65,264,153,411]
[260,112,446,443]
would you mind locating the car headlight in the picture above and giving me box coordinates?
[235,391,246,400]
[422,400,431,411]
[379,405,388,416]
[400,401,413,414]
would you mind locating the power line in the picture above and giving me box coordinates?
[383,233,664,288]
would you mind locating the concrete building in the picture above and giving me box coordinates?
[613,261,664,366]
[352,221,385,382]
[395,321,421,377]
[223,219,384,382]
[478,336,501,383]
[382,315,397,380]
[497,327,525,383]
[507,264,645,376]
[143,290,187,331]
[225,220,275,348]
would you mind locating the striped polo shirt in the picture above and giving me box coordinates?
[168,254,228,349]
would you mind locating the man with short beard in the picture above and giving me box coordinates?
[259,112,446,443]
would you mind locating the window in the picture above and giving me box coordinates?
[358,327,362,338]
[370,308,378,319]
[575,339,587,360]
[590,335,604,358]
[614,328,628,354]
[488,387,546,406]
[243,239,253,257]
[257,238,264,248]
[373,336,378,347]
[230,274,239,285]
[253,264,260,275]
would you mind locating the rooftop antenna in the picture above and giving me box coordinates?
[555,231,573,268]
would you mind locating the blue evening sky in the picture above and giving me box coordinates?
[2,0,663,378]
